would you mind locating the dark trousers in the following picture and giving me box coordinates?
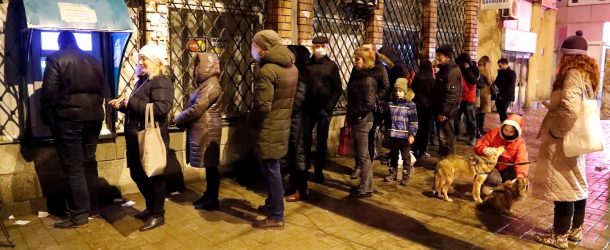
[496,99,511,122]
[435,115,456,157]
[413,106,434,156]
[51,120,102,222]
[454,102,477,138]
[367,111,386,160]
[352,113,374,193]
[389,138,410,169]
[302,112,331,174]
[129,164,166,217]
[205,167,220,199]
[476,113,486,133]
[553,199,587,234]
[261,159,284,220]
[485,167,517,186]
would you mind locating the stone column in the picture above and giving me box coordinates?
[365,0,385,47]
[143,0,169,57]
[463,0,479,59]
[264,0,293,43]
[422,0,438,61]
[297,0,314,45]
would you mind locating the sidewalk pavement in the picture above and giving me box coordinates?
[0,107,608,249]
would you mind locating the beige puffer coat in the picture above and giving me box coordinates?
[175,53,223,168]
[531,69,594,202]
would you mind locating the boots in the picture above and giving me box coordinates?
[400,166,411,186]
[534,230,569,249]
[384,167,397,182]
[568,226,583,242]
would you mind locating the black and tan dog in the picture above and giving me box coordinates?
[433,146,505,203]
[477,178,528,215]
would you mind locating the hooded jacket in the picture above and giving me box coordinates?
[474,114,529,178]
[175,53,223,168]
[249,44,298,160]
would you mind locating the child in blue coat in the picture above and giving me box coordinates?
[385,78,418,185]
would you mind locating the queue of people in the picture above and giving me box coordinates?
[41,28,599,250]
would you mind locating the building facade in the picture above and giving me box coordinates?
[1,0,564,204]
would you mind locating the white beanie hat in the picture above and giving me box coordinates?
[139,43,167,65]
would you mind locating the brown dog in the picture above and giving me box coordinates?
[433,146,505,203]
[478,178,528,215]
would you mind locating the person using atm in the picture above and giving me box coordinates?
[41,31,106,229]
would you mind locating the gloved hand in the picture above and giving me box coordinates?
[482,147,496,157]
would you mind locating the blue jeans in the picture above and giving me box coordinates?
[51,120,102,222]
[352,113,374,193]
[261,159,284,220]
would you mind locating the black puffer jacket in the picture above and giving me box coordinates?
[120,74,174,168]
[432,60,462,117]
[495,67,517,102]
[41,44,105,123]
[285,45,309,171]
[175,53,223,168]
[346,67,379,125]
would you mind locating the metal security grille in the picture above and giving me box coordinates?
[167,0,265,119]
[313,0,367,110]
[436,0,465,57]
[0,1,24,143]
[114,0,145,133]
[383,0,423,71]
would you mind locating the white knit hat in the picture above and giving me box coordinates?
[139,43,168,65]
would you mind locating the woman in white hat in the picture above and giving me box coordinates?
[108,43,174,232]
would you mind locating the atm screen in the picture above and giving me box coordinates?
[40,31,93,51]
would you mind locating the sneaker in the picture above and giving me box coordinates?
[568,226,583,242]
[534,231,568,249]
[252,217,284,230]
[349,190,372,198]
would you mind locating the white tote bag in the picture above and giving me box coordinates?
[563,88,604,157]
[137,103,167,176]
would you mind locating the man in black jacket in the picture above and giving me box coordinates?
[302,36,343,184]
[432,45,462,157]
[494,58,516,122]
[41,31,106,228]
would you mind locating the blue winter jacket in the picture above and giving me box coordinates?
[388,99,418,139]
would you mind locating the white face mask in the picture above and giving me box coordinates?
[252,49,262,62]
[314,47,327,59]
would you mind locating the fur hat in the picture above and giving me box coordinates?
[139,43,167,65]
[500,114,524,141]
[253,30,282,50]
[436,45,454,59]
[560,30,588,55]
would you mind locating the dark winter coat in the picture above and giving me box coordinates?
[175,53,223,168]
[495,67,517,102]
[346,67,379,125]
[285,45,310,171]
[432,61,462,117]
[41,44,105,123]
[305,56,342,115]
[119,74,174,168]
[249,44,298,160]
[411,70,435,109]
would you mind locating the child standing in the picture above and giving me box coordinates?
[384,78,418,185]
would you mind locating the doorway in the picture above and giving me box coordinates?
[502,51,530,112]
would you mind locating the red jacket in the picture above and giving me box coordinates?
[460,77,477,103]
[474,128,529,178]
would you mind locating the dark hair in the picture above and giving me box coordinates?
[58,31,77,49]
[436,45,454,59]
[455,53,472,65]
[287,45,311,72]
[498,58,509,65]
[478,55,490,66]
[418,60,433,73]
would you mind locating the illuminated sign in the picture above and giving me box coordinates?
[502,28,537,53]
[41,31,93,51]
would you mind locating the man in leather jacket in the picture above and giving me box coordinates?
[41,31,106,228]
[432,45,462,157]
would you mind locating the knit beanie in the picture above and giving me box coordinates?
[560,30,588,55]
[139,43,167,65]
[394,78,415,101]
[252,30,282,50]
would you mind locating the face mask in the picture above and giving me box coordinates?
[252,49,262,62]
[314,48,327,59]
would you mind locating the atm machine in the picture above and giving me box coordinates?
[19,0,133,139]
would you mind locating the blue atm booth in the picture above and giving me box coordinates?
[20,0,133,139]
